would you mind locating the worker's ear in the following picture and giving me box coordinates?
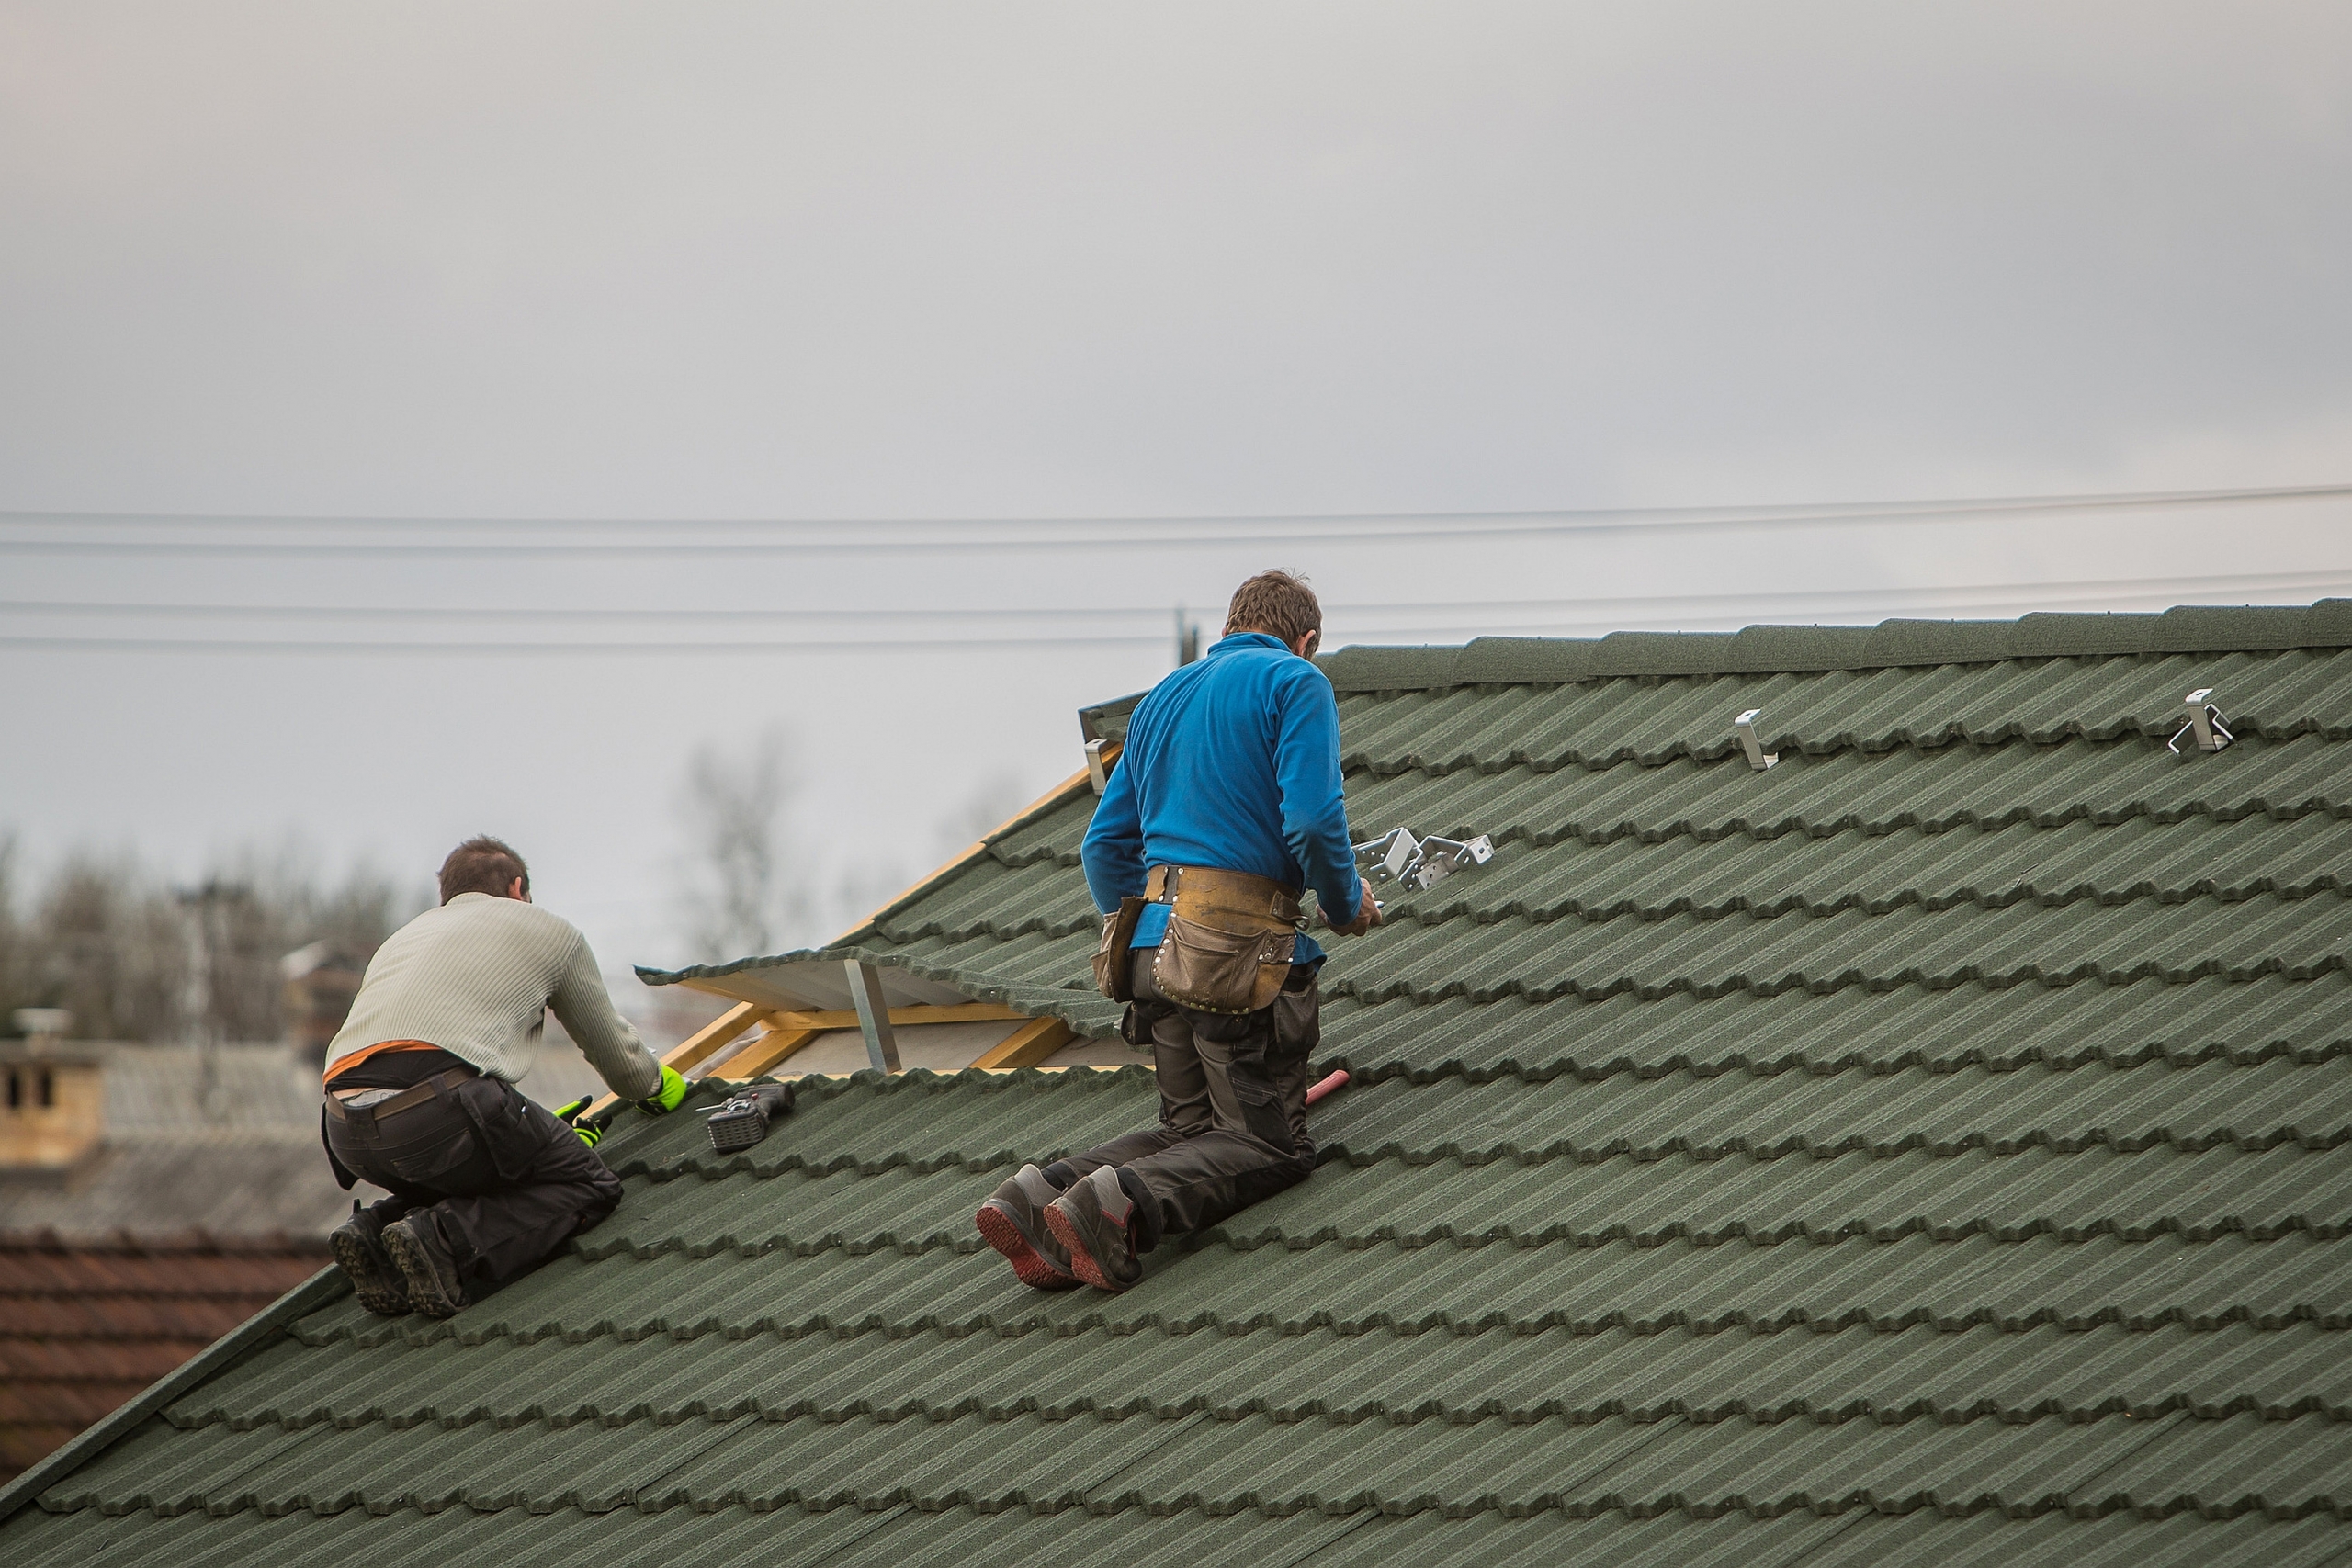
[1295,628,1321,660]
[508,876,530,902]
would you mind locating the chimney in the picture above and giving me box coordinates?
[2,1010,106,1170]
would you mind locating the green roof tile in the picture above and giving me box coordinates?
[10,603,2351,1563]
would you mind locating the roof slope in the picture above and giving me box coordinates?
[6,602,2351,1566]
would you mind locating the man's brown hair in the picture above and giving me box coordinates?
[439,836,530,904]
[1224,570,1322,649]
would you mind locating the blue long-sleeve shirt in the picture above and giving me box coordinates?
[1081,631,1363,966]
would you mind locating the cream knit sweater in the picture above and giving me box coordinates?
[324,892,661,1100]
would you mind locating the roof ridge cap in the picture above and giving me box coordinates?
[1316,599,2352,691]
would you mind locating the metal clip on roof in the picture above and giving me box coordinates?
[1353,827,1497,894]
[2166,688,2235,755]
[1734,709,1779,771]
[1084,739,1110,794]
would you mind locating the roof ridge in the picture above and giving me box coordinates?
[1314,599,2352,691]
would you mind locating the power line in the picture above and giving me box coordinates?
[0,482,2343,558]
[1,565,2346,626]
[4,575,2342,656]
[9,481,2346,529]
[0,632,1179,656]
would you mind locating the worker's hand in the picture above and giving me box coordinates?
[638,1064,689,1115]
[552,1096,605,1147]
[1329,876,1383,937]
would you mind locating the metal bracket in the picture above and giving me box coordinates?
[1357,826,1420,884]
[2166,688,2235,755]
[1084,738,1109,794]
[843,960,900,1073]
[1411,835,1495,890]
[1353,827,1496,894]
[1733,709,1778,772]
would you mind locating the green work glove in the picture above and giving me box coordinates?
[638,1064,689,1115]
[553,1096,604,1149]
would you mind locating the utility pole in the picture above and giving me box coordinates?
[175,878,249,1115]
[1174,606,1201,667]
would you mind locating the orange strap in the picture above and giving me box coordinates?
[323,1039,442,1084]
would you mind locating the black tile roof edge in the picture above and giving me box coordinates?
[1311,601,2352,692]
[634,943,1118,1038]
[0,1264,349,1529]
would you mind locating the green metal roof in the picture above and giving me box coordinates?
[6,602,2351,1566]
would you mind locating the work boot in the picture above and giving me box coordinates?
[1044,1164,1144,1292]
[381,1209,467,1319]
[328,1206,412,1316]
[975,1164,1080,1291]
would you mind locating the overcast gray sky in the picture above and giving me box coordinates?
[2,2,2347,998]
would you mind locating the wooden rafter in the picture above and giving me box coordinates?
[671,995,1023,1032]
[969,1015,1075,1071]
[719,1025,829,1080]
[600,742,1120,1103]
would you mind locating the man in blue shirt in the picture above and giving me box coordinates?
[974,570,1378,1292]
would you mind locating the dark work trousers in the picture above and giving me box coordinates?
[322,1072,623,1299]
[1049,948,1319,1251]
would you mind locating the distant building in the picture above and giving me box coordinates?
[277,941,368,1069]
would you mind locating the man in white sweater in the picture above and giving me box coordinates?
[320,836,688,1317]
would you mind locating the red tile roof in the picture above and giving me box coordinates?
[0,1232,322,1482]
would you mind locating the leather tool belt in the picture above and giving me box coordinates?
[1091,896,1148,1004]
[1143,863,1302,1014]
[321,1066,477,1126]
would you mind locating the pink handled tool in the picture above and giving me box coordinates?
[1305,1069,1350,1107]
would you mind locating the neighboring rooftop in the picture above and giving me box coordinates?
[0,1233,323,1484]
[0,1045,356,1241]
[5,601,2350,1566]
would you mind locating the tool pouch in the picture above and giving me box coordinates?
[1271,967,1320,1060]
[1153,913,1296,1014]
[455,1076,538,1184]
[1091,896,1148,1002]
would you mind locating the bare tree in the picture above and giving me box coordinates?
[30,852,190,1042]
[933,772,1036,859]
[0,835,415,1043]
[0,835,28,1027]
[191,848,420,1043]
[678,728,801,963]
